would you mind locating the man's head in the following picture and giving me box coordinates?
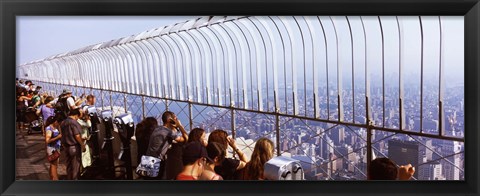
[161,111,176,127]
[68,108,82,119]
[368,157,398,180]
[25,80,32,86]
[182,141,208,168]
[62,89,72,97]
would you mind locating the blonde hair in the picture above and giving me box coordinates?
[243,138,275,180]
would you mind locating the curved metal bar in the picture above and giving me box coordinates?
[203,25,226,106]
[222,22,254,110]
[346,16,355,123]
[171,33,194,101]
[244,18,277,111]
[85,51,102,89]
[438,16,445,136]
[258,16,286,113]
[146,38,169,98]
[378,16,386,127]
[292,16,308,117]
[190,29,214,104]
[303,16,320,118]
[419,16,425,133]
[316,16,330,120]
[117,44,137,94]
[232,19,264,111]
[159,35,183,99]
[100,48,116,91]
[129,42,149,95]
[209,24,235,107]
[116,45,137,94]
[275,16,298,115]
[177,31,203,102]
[130,41,152,95]
[329,16,344,122]
[104,47,124,92]
[69,55,82,87]
[396,16,406,130]
[359,16,372,124]
[111,46,128,92]
[74,53,88,88]
[163,33,186,100]
[196,27,221,106]
[91,50,109,91]
[152,37,174,98]
[218,22,241,107]
[228,23,255,109]
[77,53,97,88]
[138,39,161,97]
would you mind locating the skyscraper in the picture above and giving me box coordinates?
[388,139,419,179]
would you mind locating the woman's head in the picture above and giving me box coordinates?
[252,138,275,163]
[44,96,54,105]
[208,129,229,150]
[144,117,158,128]
[206,142,226,165]
[188,128,207,146]
[135,117,158,139]
[45,115,58,127]
[244,138,275,180]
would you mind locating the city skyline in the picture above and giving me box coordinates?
[17,16,465,181]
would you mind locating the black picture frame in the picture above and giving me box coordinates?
[1,0,479,195]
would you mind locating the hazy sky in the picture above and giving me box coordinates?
[17,16,464,84]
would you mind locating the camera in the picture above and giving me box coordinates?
[100,110,113,122]
[264,156,304,180]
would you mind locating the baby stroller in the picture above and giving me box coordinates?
[24,107,43,135]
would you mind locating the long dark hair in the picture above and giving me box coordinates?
[208,129,229,150]
[243,138,275,180]
[188,128,205,143]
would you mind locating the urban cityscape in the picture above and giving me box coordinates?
[115,75,464,180]
[17,16,464,181]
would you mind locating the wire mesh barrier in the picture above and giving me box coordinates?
[22,15,464,180]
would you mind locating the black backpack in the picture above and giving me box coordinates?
[54,97,69,121]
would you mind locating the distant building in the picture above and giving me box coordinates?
[419,160,445,180]
[388,139,419,179]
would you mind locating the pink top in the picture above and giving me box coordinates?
[176,174,197,180]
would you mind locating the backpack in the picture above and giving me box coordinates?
[54,97,70,121]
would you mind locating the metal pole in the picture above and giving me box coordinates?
[142,95,146,120]
[124,94,127,113]
[366,122,373,179]
[231,105,237,158]
[101,90,104,110]
[109,91,113,111]
[419,16,424,133]
[189,101,193,131]
[275,108,281,157]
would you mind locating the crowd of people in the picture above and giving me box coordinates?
[16,78,415,181]
[16,79,96,180]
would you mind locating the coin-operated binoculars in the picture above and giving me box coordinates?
[113,113,135,180]
[85,105,101,160]
[264,156,304,180]
[99,109,115,178]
